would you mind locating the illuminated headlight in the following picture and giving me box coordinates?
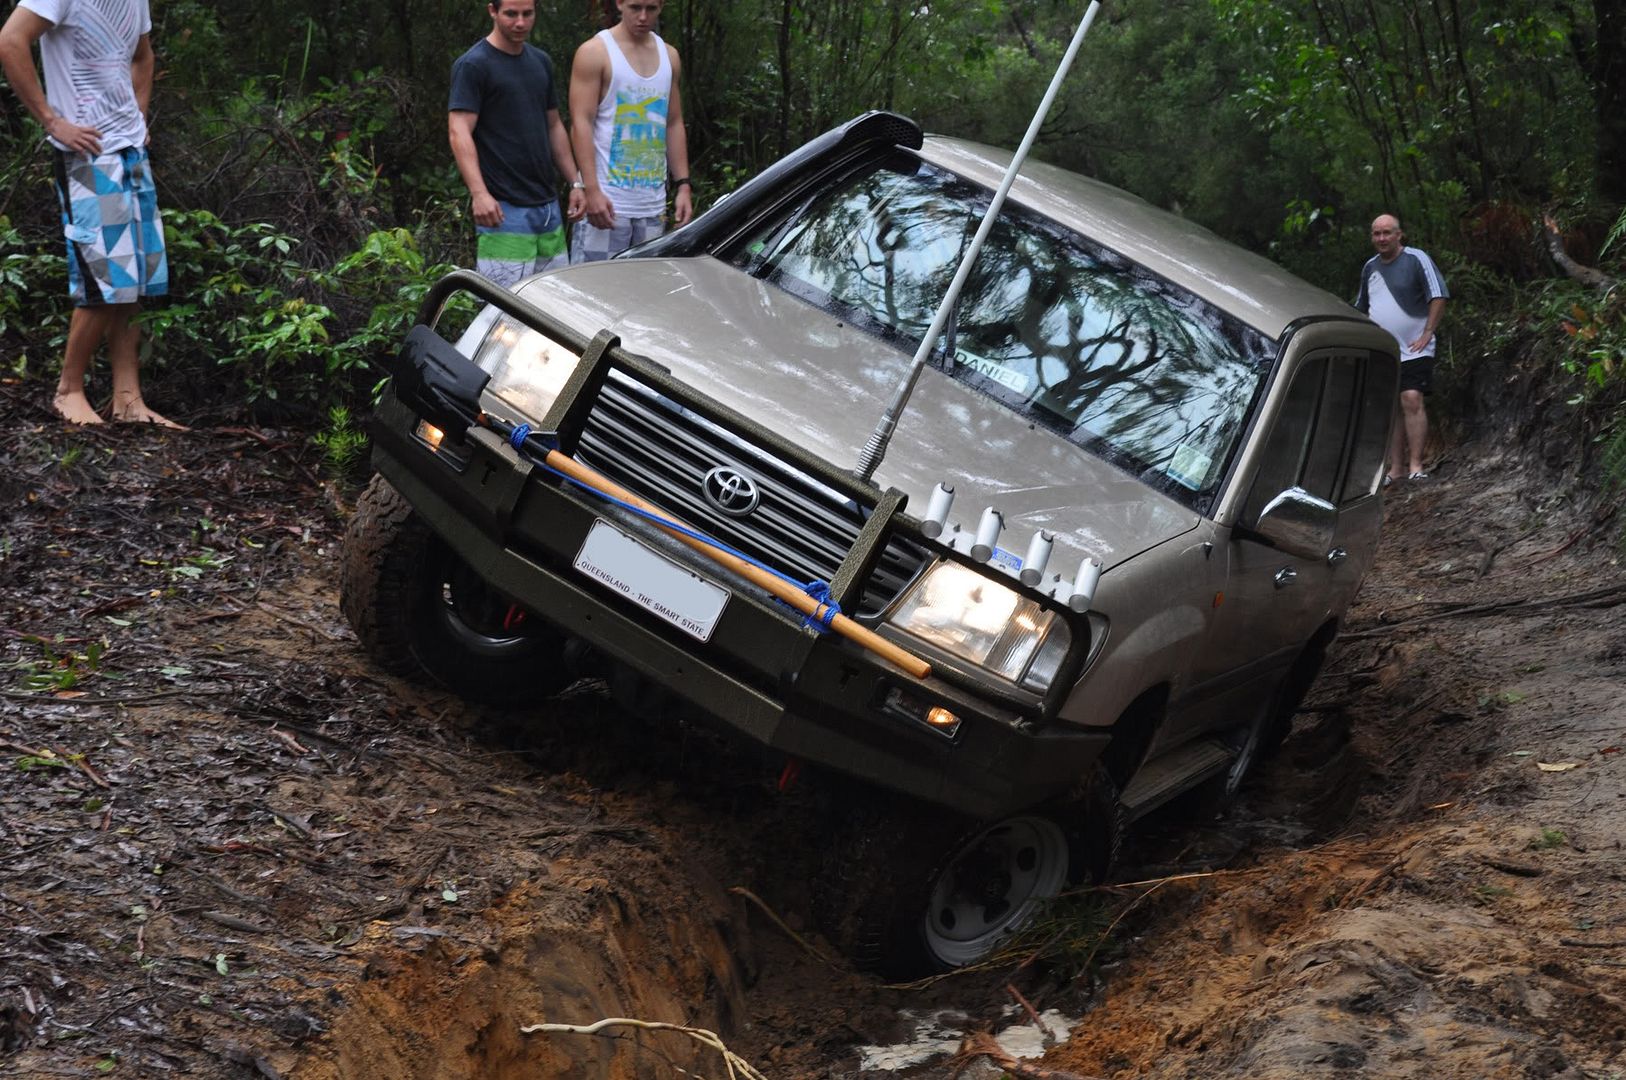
[471,314,582,423]
[889,560,1072,691]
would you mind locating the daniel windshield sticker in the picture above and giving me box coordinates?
[954,347,1031,394]
[1166,444,1212,491]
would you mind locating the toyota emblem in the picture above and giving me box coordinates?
[702,465,761,516]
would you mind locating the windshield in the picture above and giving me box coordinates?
[729,157,1277,508]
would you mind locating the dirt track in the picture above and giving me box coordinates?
[2,398,1624,1078]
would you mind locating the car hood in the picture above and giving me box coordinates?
[517,257,1200,569]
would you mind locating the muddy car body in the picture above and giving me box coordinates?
[343,112,1399,974]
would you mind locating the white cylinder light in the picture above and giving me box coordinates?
[921,482,955,539]
[971,507,1004,563]
[1020,530,1054,587]
[1068,557,1102,612]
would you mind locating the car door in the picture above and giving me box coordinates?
[1171,350,1388,742]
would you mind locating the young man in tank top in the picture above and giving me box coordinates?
[567,0,692,262]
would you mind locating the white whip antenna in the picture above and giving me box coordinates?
[853,1,1102,484]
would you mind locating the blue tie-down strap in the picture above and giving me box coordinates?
[503,421,562,453]
[516,450,841,633]
[800,580,841,632]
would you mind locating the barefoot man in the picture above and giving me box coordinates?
[0,0,181,427]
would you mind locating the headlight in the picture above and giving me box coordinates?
[472,314,582,423]
[888,560,1072,691]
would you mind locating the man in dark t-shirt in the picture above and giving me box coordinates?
[448,0,584,286]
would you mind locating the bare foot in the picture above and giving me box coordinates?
[52,390,106,425]
[111,398,188,430]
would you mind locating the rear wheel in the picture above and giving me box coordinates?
[340,474,573,704]
[1213,633,1334,799]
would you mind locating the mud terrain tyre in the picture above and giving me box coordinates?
[1212,632,1335,799]
[340,474,570,705]
[818,768,1124,979]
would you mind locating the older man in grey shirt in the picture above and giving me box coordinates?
[1355,213,1449,483]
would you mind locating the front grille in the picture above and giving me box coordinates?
[574,374,927,616]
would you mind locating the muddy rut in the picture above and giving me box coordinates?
[2,405,1624,1079]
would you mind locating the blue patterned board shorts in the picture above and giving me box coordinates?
[476,200,568,288]
[54,147,168,307]
[570,215,665,263]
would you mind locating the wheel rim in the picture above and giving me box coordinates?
[921,815,1070,968]
[425,547,534,658]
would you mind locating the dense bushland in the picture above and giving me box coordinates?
[1,0,1621,484]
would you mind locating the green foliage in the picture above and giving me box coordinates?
[1216,0,1592,207]
[1600,423,1626,493]
[12,637,107,694]
[15,755,71,771]
[75,201,462,419]
[2,0,1621,511]
[1008,891,1119,981]
[0,218,69,376]
[314,405,371,476]
[1555,294,1626,400]
[1602,207,1626,261]
[1529,828,1568,850]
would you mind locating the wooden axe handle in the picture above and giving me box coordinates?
[543,449,932,680]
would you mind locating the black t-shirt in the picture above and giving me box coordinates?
[448,39,562,206]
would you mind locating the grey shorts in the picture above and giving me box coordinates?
[570,216,664,263]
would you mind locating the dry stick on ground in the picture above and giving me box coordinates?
[727,885,836,967]
[211,426,326,490]
[1343,582,1626,640]
[1075,877,1173,978]
[1337,840,1425,909]
[356,846,451,923]
[0,688,239,708]
[519,1016,770,1080]
[1007,982,1048,1034]
[254,601,349,642]
[56,746,111,789]
[949,1031,1104,1080]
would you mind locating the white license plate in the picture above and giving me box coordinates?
[573,520,729,642]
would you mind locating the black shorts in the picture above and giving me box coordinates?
[1399,357,1434,394]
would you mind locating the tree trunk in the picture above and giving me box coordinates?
[1595,0,1626,202]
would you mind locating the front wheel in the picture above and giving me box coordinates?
[918,814,1075,970]
[819,768,1122,979]
[340,475,573,705]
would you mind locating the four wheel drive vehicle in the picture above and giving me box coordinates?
[340,112,1399,976]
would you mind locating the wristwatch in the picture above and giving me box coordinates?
[672,177,692,190]
[569,179,586,191]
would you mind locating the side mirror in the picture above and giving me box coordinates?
[1251,487,1336,560]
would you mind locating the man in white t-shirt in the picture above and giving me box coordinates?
[0,0,180,427]
[1354,214,1448,483]
[567,0,692,262]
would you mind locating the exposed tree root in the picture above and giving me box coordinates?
[519,1016,770,1080]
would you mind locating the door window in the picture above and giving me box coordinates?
[1247,353,1387,521]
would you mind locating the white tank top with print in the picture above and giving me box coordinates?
[591,28,672,218]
